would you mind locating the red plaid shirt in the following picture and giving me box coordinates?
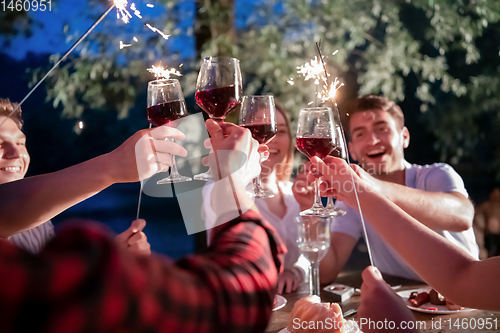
[0,210,286,333]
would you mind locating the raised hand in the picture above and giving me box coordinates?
[357,266,418,333]
[115,219,151,256]
[105,125,187,184]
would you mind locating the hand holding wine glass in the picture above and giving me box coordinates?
[194,56,243,181]
[147,79,191,184]
[295,107,340,217]
[325,124,347,216]
[238,95,277,198]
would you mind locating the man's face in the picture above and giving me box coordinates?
[0,116,30,184]
[348,110,409,175]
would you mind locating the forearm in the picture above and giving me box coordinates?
[358,186,500,310]
[383,183,473,231]
[0,154,112,236]
[319,247,342,284]
[210,175,255,226]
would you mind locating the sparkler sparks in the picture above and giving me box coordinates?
[147,65,182,79]
[145,23,171,39]
[297,56,326,85]
[133,36,138,42]
[120,41,132,49]
[146,3,154,7]
[114,0,132,23]
[293,52,343,104]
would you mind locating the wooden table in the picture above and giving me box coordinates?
[266,271,500,332]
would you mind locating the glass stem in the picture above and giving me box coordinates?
[168,138,181,178]
[253,174,263,194]
[326,196,334,209]
[312,178,323,209]
[310,261,320,296]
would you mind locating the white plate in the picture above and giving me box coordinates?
[397,288,476,314]
[273,295,287,311]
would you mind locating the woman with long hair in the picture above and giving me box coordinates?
[203,104,307,294]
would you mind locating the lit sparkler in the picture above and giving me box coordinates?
[293,54,343,104]
[146,3,154,8]
[1,0,173,129]
[147,65,182,79]
[314,42,374,268]
[0,0,140,129]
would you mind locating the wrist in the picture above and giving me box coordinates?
[93,153,117,186]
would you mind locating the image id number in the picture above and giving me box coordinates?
[1,0,52,11]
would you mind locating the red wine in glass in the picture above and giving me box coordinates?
[242,123,277,144]
[195,85,240,120]
[296,137,336,159]
[147,100,187,127]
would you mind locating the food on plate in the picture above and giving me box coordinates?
[287,295,343,333]
[407,289,467,311]
[408,291,429,307]
[274,296,279,307]
[446,300,466,311]
[429,289,446,305]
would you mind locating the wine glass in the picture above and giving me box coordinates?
[325,125,347,216]
[296,216,330,297]
[194,56,243,181]
[295,107,339,217]
[238,95,277,198]
[147,79,192,184]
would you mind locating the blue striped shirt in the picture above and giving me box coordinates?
[8,221,55,254]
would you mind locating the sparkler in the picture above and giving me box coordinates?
[314,42,375,267]
[0,0,138,129]
[293,53,344,105]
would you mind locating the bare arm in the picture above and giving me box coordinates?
[0,155,111,236]
[381,182,474,231]
[356,166,473,231]
[0,127,186,237]
[313,157,500,311]
[319,232,357,284]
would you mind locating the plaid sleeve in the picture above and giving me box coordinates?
[0,211,285,333]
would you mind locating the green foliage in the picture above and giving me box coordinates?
[234,0,500,175]
[23,0,500,175]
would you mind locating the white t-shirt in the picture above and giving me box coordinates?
[203,181,308,273]
[8,220,55,254]
[331,161,479,281]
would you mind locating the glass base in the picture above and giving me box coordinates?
[300,206,344,217]
[326,207,346,216]
[157,174,192,184]
[248,189,274,199]
[193,171,213,181]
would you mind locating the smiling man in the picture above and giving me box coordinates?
[318,95,479,282]
[0,98,53,253]
[0,98,150,255]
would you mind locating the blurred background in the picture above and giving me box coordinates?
[1,0,499,258]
